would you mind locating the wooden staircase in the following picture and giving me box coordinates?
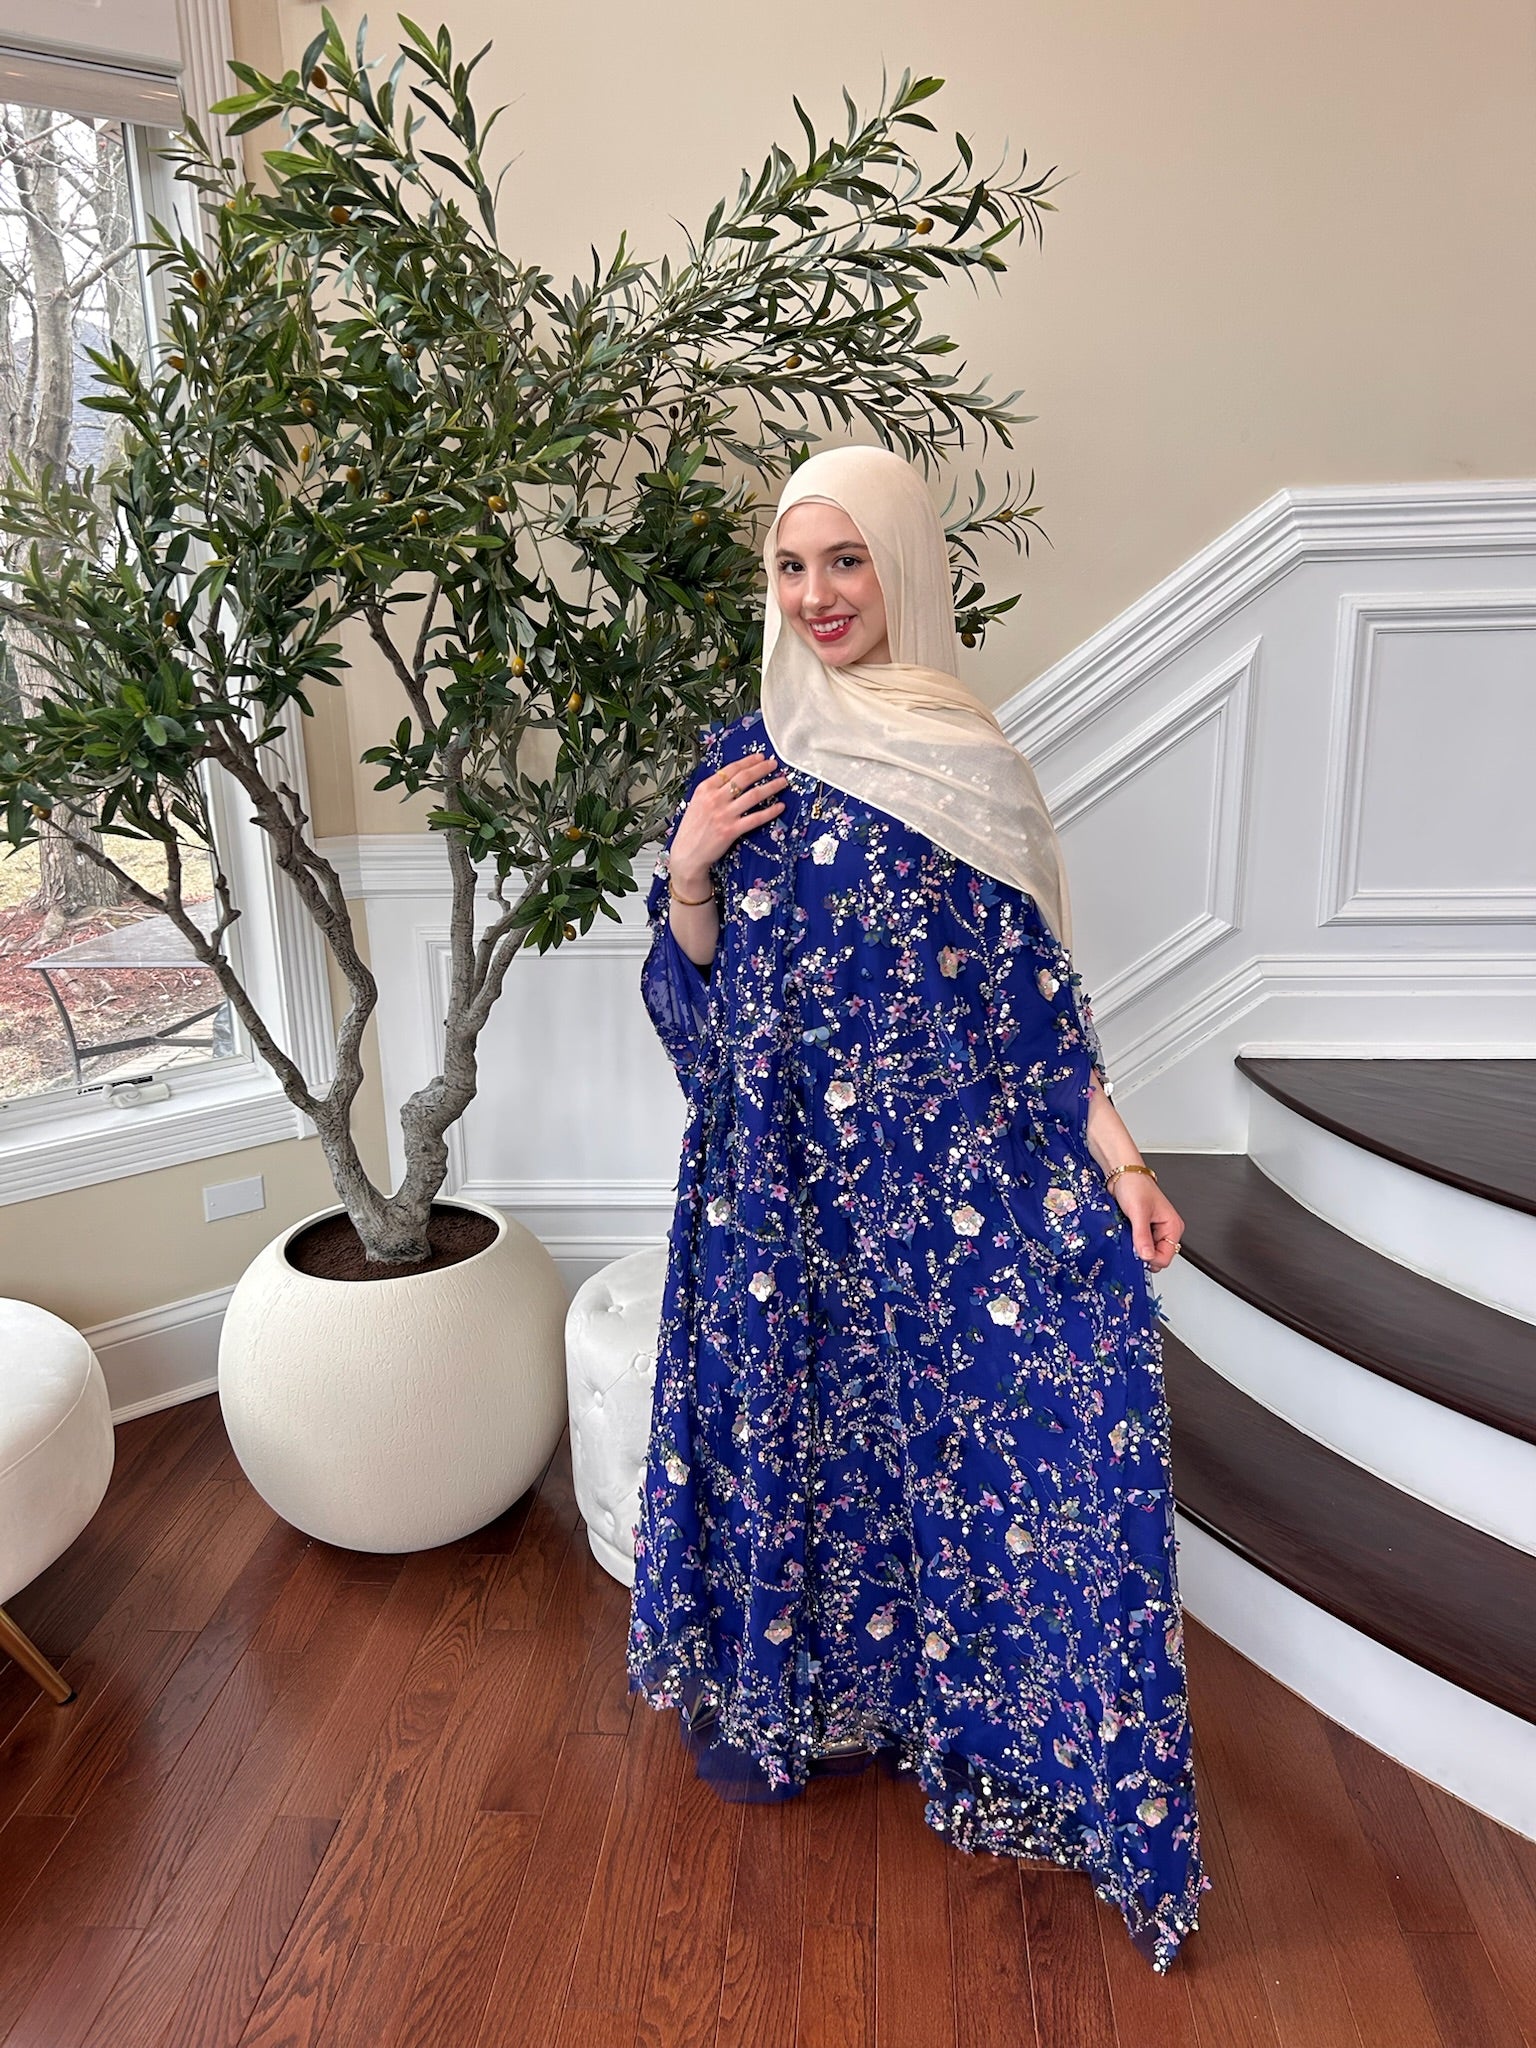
[1149,1057,1536,1840]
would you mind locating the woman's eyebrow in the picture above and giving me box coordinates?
[776,538,866,562]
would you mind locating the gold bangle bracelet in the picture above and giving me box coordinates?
[668,877,717,906]
[1104,1162,1157,1193]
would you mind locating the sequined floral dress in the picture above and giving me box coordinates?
[627,708,1208,1973]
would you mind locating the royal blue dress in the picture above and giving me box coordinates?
[628,708,1208,1973]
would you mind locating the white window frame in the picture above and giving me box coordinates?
[0,0,337,1206]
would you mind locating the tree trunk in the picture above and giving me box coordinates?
[35,810,125,927]
[19,106,75,481]
[11,111,127,936]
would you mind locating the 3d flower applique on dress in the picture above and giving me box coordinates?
[764,1613,794,1645]
[865,1602,897,1640]
[664,1450,690,1485]
[923,1631,951,1660]
[987,1295,1020,1327]
[1036,967,1060,1000]
[951,1203,984,1237]
[938,945,963,977]
[706,1195,731,1225]
[811,832,839,864]
[1043,1186,1078,1217]
[742,883,776,920]
[747,1270,777,1301]
[825,1078,857,1113]
[1005,1522,1035,1556]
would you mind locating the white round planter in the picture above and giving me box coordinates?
[218,1197,568,1552]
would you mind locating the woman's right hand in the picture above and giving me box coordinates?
[668,752,789,889]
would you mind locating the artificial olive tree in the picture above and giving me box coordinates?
[0,11,1054,1262]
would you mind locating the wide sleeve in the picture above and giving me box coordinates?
[639,753,718,1089]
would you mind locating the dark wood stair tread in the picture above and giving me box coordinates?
[1147,1152,1536,1445]
[1238,1057,1536,1217]
[1164,1331,1536,1726]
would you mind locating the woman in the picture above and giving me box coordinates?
[628,444,1207,1973]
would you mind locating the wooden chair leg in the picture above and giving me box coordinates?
[0,1604,75,1704]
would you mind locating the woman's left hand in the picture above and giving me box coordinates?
[1111,1174,1184,1272]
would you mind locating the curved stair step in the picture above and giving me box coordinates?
[1162,1330,1536,1728]
[1148,1151,1536,1444]
[1237,1056,1536,1218]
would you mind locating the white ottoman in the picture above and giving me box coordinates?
[565,1246,668,1585]
[0,1300,115,1702]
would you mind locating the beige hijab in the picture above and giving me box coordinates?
[758,444,1073,949]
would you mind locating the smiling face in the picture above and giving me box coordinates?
[774,499,892,667]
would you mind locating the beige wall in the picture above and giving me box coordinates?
[6,0,1532,1325]
[2,1132,344,1331]
[272,0,1533,791]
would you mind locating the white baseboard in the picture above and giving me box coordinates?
[86,1286,231,1423]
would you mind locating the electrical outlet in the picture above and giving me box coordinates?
[204,1175,266,1223]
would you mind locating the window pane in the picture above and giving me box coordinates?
[1,833,233,1101]
[0,104,237,1106]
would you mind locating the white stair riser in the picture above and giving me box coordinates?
[1175,1516,1536,1845]
[1159,1259,1536,1556]
[1247,1086,1536,1325]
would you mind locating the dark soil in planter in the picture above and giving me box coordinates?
[285,1202,500,1282]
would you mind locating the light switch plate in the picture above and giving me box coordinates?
[204,1174,266,1223]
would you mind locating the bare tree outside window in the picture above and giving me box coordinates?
[0,102,227,1104]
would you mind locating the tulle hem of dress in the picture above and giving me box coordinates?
[625,1651,1208,1975]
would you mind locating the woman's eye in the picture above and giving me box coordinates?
[837,555,862,569]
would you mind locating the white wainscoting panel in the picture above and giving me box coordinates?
[1319,593,1536,925]
[1051,642,1254,1020]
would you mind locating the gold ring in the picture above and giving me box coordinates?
[727,778,740,796]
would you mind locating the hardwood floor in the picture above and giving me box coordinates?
[4,1397,1536,2047]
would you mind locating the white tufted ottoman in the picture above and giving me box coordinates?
[564,1246,669,1586]
[0,1300,115,1702]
